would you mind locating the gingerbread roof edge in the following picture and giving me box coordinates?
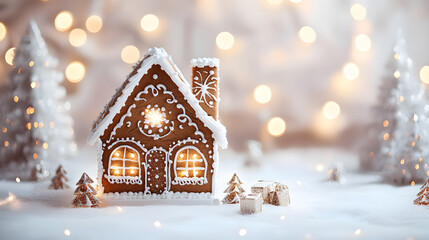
[88,47,228,149]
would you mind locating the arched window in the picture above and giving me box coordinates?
[172,146,207,185]
[105,145,142,185]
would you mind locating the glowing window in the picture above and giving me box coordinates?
[173,146,207,185]
[106,146,142,184]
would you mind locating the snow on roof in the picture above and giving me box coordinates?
[191,57,219,68]
[88,47,227,149]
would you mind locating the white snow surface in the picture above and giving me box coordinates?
[0,147,428,240]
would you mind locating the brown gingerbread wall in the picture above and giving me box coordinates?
[99,64,215,194]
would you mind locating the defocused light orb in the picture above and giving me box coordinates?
[216,32,234,50]
[316,164,325,172]
[121,45,140,64]
[140,14,159,32]
[394,70,400,79]
[86,15,103,33]
[5,47,15,66]
[266,0,283,5]
[68,28,87,47]
[267,117,286,137]
[420,66,429,84]
[323,101,341,120]
[0,22,6,42]
[343,63,359,80]
[66,61,85,83]
[355,34,371,52]
[238,228,247,237]
[298,26,316,44]
[55,11,73,32]
[350,3,366,21]
[254,85,272,104]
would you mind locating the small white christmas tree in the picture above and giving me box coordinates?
[222,173,245,204]
[382,32,429,185]
[0,20,76,180]
[414,179,429,206]
[360,31,403,171]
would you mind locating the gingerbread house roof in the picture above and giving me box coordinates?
[88,47,227,149]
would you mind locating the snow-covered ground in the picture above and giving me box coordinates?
[0,147,427,240]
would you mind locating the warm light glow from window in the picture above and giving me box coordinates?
[323,101,340,120]
[298,26,316,44]
[343,63,359,80]
[355,34,371,52]
[0,22,6,42]
[146,108,165,126]
[350,3,366,21]
[68,28,87,47]
[55,11,73,32]
[140,14,159,32]
[267,117,286,137]
[5,47,15,66]
[216,32,235,50]
[253,85,272,104]
[121,45,140,64]
[420,66,429,84]
[86,15,103,33]
[114,169,119,175]
[65,61,85,83]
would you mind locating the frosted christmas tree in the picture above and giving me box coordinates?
[382,33,429,185]
[0,20,76,180]
[222,173,245,204]
[414,179,429,206]
[49,165,69,190]
[360,32,404,171]
[72,173,101,208]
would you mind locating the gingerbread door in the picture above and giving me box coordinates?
[145,148,168,194]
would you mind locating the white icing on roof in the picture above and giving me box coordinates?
[190,57,220,68]
[88,47,227,149]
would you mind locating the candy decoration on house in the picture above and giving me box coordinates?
[240,193,262,214]
[49,165,70,189]
[222,173,245,204]
[251,180,290,206]
[72,173,101,208]
[360,30,403,171]
[382,33,429,185]
[414,178,429,206]
[244,140,263,168]
[0,20,76,180]
[87,48,227,198]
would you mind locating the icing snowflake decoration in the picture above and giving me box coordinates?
[144,107,167,128]
[193,70,219,108]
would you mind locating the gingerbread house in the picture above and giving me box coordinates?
[88,47,227,198]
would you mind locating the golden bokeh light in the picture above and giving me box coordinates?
[5,47,15,66]
[267,117,286,137]
[253,85,272,104]
[65,61,86,83]
[121,45,140,64]
[86,15,103,33]
[140,14,159,32]
[350,3,366,21]
[355,34,371,52]
[216,32,235,50]
[323,101,340,120]
[316,164,325,172]
[383,120,389,128]
[343,62,359,80]
[298,26,316,44]
[68,28,87,47]
[55,11,73,32]
[383,133,390,141]
[394,70,400,79]
[0,22,6,42]
[420,66,429,84]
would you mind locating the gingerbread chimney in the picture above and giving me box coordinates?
[191,58,220,120]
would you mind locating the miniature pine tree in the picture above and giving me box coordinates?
[414,179,429,206]
[382,33,429,185]
[49,165,69,189]
[72,173,101,208]
[360,31,403,171]
[222,173,245,204]
[0,20,76,180]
